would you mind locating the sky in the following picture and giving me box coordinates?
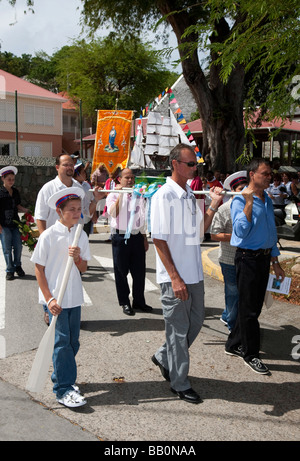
[0,0,181,70]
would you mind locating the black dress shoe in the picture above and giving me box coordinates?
[122,304,135,316]
[132,302,153,312]
[151,355,170,382]
[171,387,202,404]
[15,266,25,277]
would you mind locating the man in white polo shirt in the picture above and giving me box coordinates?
[150,143,223,404]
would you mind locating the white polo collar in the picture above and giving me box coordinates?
[166,176,193,199]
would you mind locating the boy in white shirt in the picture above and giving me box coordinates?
[31,187,90,408]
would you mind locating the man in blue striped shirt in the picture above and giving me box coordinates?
[225,158,285,375]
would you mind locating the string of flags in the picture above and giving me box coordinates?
[139,86,203,163]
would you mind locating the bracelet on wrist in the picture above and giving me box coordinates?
[272,260,279,265]
[47,297,55,307]
[209,205,218,212]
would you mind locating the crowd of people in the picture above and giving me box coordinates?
[0,148,298,408]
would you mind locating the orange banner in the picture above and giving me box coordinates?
[92,110,133,174]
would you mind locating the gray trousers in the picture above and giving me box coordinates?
[154,281,205,391]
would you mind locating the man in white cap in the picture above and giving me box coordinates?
[211,171,248,331]
[31,187,90,408]
[0,166,29,280]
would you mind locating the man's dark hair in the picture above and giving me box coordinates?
[247,158,270,180]
[55,153,72,166]
[169,143,195,171]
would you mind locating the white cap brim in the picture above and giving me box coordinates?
[0,166,18,177]
[48,186,85,209]
[223,170,247,190]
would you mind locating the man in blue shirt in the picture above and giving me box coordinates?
[225,158,285,374]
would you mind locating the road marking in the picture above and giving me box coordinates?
[93,255,158,292]
[0,251,6,330]
[83,287,92,306]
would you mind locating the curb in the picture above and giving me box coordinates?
[202,247,223,282]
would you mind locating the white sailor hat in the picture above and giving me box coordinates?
[74,162,84,172]
[0,166,18,177]
[48,187,85,209]
[74,162,83,169]
[223,170,247,190]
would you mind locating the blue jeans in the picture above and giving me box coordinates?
[48,306,81,398]
[0,226,22,273]
[220,262,239,331]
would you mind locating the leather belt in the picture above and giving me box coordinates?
[237,248,271,256]
[114,229,141,235]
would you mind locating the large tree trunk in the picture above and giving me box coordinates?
[161,5,245,172]
[184,59,245,172]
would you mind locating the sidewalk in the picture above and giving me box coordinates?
[202,237,300,282]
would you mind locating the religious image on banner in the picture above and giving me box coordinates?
[92,110,133,174]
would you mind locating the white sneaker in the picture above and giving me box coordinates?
[57,390,87,408]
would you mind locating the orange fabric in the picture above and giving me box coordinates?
[92,110,133,175]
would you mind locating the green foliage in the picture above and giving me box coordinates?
[13,209,37,252]
[0,50,59,91]
[206,0,300,120]
[0,31,177,119]
[54,34,178,117]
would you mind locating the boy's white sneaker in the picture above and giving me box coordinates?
[57,389,86,408]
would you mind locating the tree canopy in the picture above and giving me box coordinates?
[206,0,300,120]
[54,34,178,117]
[0,32,178,118]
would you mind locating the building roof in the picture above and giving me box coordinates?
[0,69,67,102]
[58,91,78,110]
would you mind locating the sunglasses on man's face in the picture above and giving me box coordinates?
[177,160,197,167]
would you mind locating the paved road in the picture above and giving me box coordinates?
[0,230,299,442]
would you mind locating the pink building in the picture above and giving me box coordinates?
[0,69,66,157]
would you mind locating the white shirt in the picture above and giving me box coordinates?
[81,181,94,224]
[151,177,204,285]
[34,176,89,229]
[106,191,146,234]
[30,221,90,308]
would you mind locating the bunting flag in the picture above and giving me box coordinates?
[92,110,133,174]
